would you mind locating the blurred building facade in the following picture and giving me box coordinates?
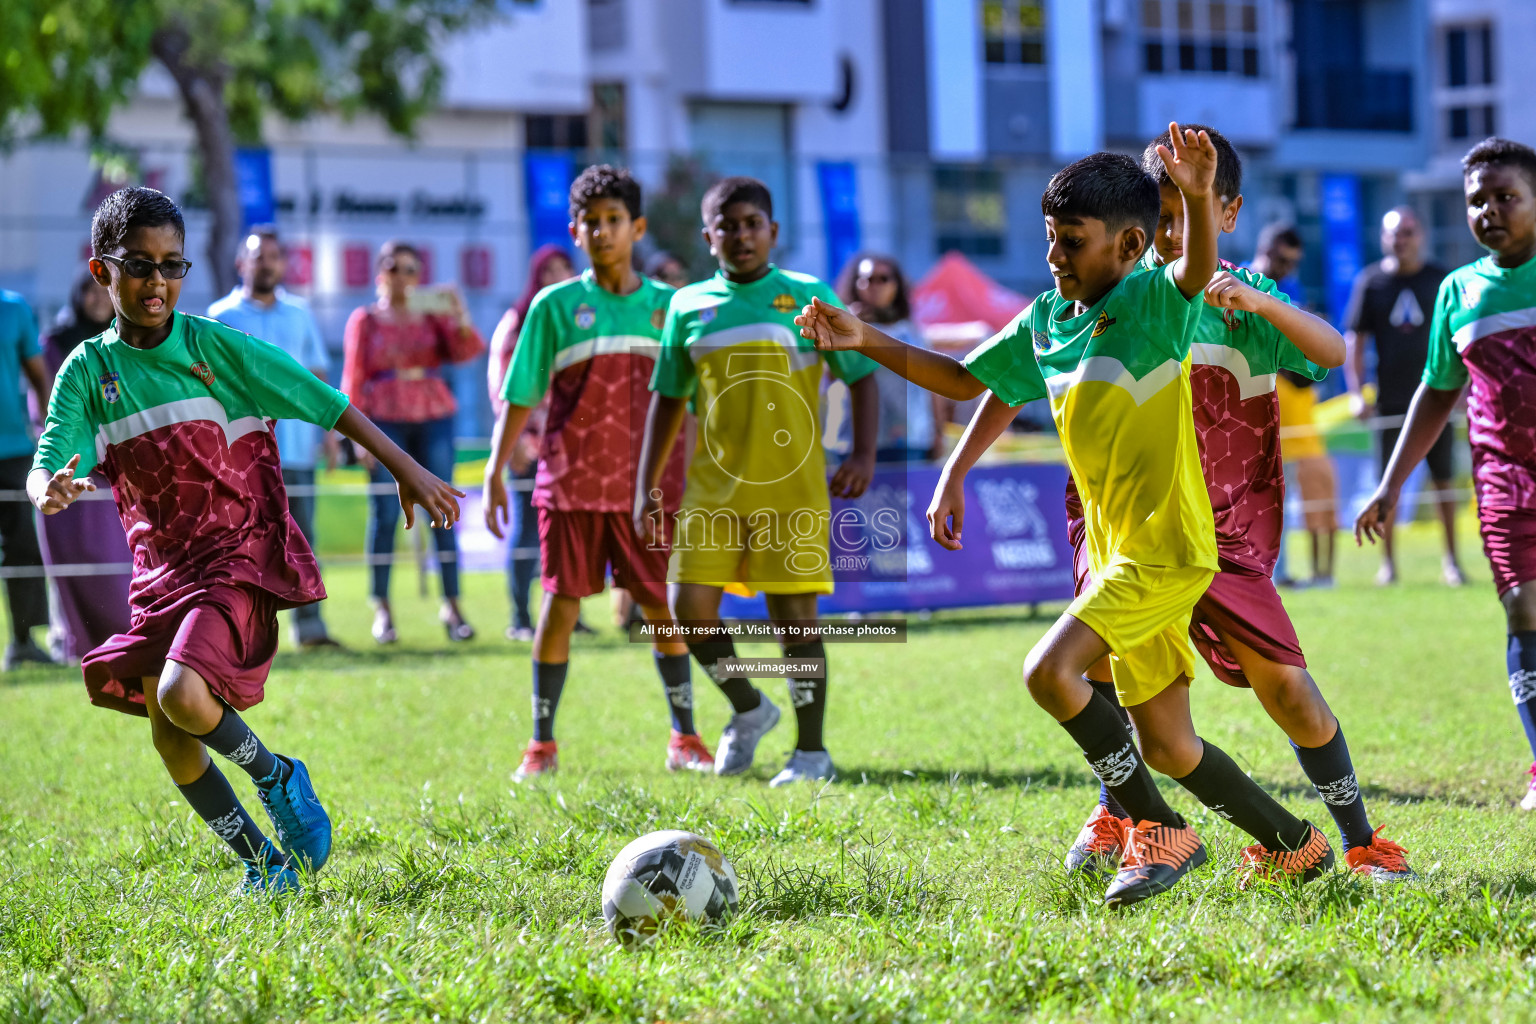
[2,0,1533,432]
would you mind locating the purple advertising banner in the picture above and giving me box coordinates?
[720,461,1078,617]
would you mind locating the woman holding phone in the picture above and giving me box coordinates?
[342,239,486,644]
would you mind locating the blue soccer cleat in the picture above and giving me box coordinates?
[237,839,301,897]
[257,756,333,872]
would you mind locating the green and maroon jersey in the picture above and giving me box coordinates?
[502,271,686,512]
[33,312,349,620]
[1423,254,1536,511]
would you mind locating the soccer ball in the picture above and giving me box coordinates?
[601,830,739,947]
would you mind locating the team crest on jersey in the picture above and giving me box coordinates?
[1032,330,1049,352]
[189,361,215,386]
[98,372,121,404]
[699,306,717,324]
[1222,308,1243,330]
[651,307,666,330]
[574,304,597,329]
[1462,278,1487,309]
[1090,311,1117,337]
[771,293,797,313]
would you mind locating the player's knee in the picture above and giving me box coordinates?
[1268,669,1334,739]
[1022,649,1075,707]
[1139,733,1200,777]
[154,664,203,723]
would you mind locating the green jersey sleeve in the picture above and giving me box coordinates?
[811,284,877,384]
[962,303,1047,407]
[1422,275,1469,391]
[500,292,558,407]
[237,331,350,428]
[32,353,100,477]
[1256,278,1328,382]
[650,300,698,399]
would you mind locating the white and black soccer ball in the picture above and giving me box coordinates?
[601,830,739,947]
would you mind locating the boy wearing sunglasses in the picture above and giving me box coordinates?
[27,187,464,896]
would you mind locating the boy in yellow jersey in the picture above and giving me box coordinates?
[634,177,878,786]
[800,128,1327,906]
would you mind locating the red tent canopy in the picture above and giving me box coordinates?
[910,252,1029,350]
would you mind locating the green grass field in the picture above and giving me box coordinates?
[3,521,1535,1023]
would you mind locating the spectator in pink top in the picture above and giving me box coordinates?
[488,244,575,640]
[342,240,486,644]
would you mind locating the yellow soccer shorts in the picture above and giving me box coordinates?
[668,507,835,597]
[1067,561,1216,706]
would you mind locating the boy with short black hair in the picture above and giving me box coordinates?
[801,128,1332,906]
[30,186,463,895]
[634,175,880,786]
[934,124,1411,883]
[483,164,707,780]
[1359,137,1536,811]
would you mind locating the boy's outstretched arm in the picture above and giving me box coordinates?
[928,392,1020,550]
[633,392,688,545]
[1204,272,1346,367]
[335,405,465,530]
[797,298,987,401]
[1158,122,1220,300]
[1354,381,1462,545]
[481,402,535,538]
[830,374,878,498]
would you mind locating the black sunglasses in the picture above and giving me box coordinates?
[100,254,194,280]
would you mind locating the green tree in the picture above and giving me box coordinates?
[1,0,500,293]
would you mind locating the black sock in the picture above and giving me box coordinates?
[654,652,695,735]
[686,631,760,714]
[1174,740,1310,851]
[1060,692,1182,827]
[532,660,567,742]
[196,706,287,789]
[1509,632,1536,760]
[1292,726,1374,851]
[784,640,827,752]
[1087,678,1131,818]
[177,760,275,864]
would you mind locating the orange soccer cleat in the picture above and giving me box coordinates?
[1103,819,1208,907]
[1236,821,1336,890]
[665,731,716,772]
[513,739,559,782]
[1065,804,1131,877]
[1344,826,1416,882]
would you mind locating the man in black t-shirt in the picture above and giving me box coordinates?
[1343,206,1464,586]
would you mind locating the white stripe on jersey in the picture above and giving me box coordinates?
[95,397,268,461]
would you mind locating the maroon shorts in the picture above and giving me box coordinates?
[1190,564,1306,687]
[1479,506,1536,596]
[538,507,669,607]
[1069,513,1304,687]
[81,584,281,717]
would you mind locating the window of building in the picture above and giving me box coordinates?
[934,165,1005,257]
[525,114,589,150]
[1141,0,1261,77]
[1440,23,1497,147]
[588,0,625,52]
[982,1,1046,66]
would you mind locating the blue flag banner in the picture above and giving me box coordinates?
[1321,173,1363,327]
[817,161,862,282]
[234,148,275,227]
[524,153,576,255]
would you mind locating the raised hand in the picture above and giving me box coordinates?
[1156,121,1218,199]
[35,454,95,514]
[795,297,866,352]
[1203,271,1266,314]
